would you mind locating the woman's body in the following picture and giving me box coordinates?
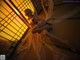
[24,0,76,53]
[32,0,76,53]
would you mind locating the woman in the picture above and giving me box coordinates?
[24,8,42,26]
[32,0,76,53]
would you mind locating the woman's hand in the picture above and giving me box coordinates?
[32,20,53,33]
[32,21,46,33]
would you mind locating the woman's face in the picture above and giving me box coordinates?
[25,9,33,18]
[25,12,31,17]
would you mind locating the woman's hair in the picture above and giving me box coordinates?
[24,9,33,16]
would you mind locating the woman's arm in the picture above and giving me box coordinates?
[41,0,54,20]
[47,0,54,19]
[32,21,48,33]
[41,0,48,18]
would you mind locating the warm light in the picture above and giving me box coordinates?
[6,0,20,15]
[14,8,20,15]
[0,0,35,41]
[0,0,29,41]
[11,0,35,24]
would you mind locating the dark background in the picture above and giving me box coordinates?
[64,0,80,2]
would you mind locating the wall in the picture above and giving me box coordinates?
[54,0,63,5]
[53,20,80,51]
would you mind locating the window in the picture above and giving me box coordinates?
[0,0,35,42]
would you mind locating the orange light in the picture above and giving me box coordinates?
[13,8,20,15]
